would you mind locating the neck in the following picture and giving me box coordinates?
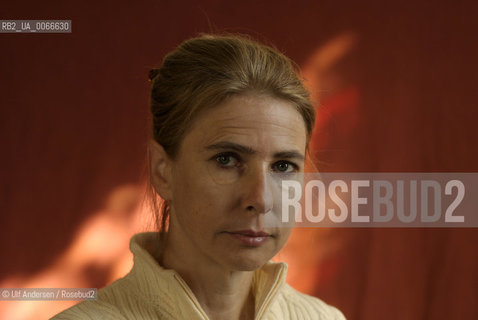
[159,229,256,320]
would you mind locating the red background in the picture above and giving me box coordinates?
[1,1,477,319]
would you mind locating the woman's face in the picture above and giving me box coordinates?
[166,93,307,271]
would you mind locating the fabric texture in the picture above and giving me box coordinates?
[52,232,346,319]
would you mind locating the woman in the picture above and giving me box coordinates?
[53,34,346,319]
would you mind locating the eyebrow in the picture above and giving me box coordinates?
[205,141,305,161]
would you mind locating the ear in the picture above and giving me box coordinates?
[149,139,173,201]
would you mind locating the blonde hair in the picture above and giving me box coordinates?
[147,33,315,242]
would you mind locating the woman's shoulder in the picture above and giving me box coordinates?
[51,279,132,319]
[50,298,126,320]
[271,283,346,320]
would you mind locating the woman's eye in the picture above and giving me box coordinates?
[215,153,239,168]
[273,161,297,173]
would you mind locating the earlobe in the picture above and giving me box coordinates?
[149,139,173,201]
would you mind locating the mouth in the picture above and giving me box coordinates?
[225,230,273,247]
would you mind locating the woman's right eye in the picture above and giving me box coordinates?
[215,153,240,168]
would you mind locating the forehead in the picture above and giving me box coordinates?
[183,94,307,154]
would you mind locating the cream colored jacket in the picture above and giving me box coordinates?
[52,232,346,319]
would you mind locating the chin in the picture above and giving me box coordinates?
[224,251,272,271]
[231,261,266,272]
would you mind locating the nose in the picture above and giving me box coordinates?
[240,164,274,214]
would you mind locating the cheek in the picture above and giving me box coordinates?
[280,226,293,244]
[172,168,234,225]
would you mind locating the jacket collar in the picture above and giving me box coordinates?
[125,232,288,319]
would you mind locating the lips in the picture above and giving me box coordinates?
[229,230,271,237]
[225,230,272,246]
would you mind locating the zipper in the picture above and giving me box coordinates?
[173,274,210,319]
[254,267,286,319]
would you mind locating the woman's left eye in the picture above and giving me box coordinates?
[273,161,298,173]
